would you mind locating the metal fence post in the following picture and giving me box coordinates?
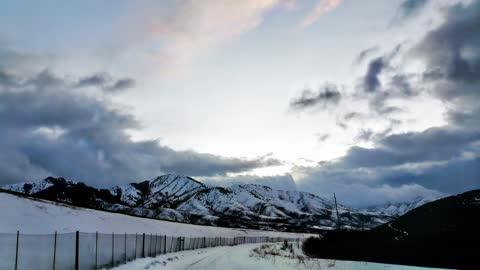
[95,232,98,270]
[163,235,166,254]
[142,233,145,258]
[14,230,19,270]
[124,232,127,263]
[149,233,153,257]
[52,231,57,270]
[111,232,114,267]
[135,233,138,259]
[75,231,79,270]
[154,235,157,255]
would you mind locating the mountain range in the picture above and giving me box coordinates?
[1,174,393,232]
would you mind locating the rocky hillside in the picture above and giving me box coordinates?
[2,174,392,232]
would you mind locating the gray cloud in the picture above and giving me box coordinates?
[342,127,480,168]
[360,45,403,94]
[336,121,348,129]
[294,127,480,206]
[414,0,480,110]
[0,61,281,186]
[290,83,341,110]
[317,133,330,142]
[363,56,385,92]
[76,73,135,93]
[399,0,430,19]
[106,78,135,92]
[406,0,480,134]
[343,112,362,121]
[354,129,374,142]
[355,46,379,65]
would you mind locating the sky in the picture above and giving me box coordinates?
[0,0,479,207]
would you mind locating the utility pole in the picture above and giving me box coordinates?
[333,193,340,230]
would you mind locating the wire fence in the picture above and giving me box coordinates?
[0,231,298,270]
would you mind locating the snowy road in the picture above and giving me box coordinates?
[110,243,447,270]
[111,244,283,270]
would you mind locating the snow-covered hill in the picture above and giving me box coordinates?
[366,198,433,217]
[1,174,393,231]
[0,192,310,239]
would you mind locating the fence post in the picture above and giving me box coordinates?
[154,235,157,255]
[95,232,98,270]
[52,231,57,270]
[163,235,166,254]
[124,232,127,263]
[14,230,19,270]
[142,233,145,258]
[75,231,79,270]
[150,234,153,257]
[135,233,138,260]
[111,232,114,267]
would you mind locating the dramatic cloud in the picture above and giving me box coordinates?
[290,83,341,110]
[0,55,281,186]
[342,127,480,168]
[300,0,342,28]
[291,0,480,206]
[293,128,480,206]
[414,0,480,97]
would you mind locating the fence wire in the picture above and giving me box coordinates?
[0,231,297,270]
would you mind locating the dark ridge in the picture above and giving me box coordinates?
[302,189,480,269]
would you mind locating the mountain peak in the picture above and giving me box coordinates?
[152,174,204,186]
[42,176,77,185]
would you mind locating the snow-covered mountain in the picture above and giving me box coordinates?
[366,198,433,217]
[1,174,393,232]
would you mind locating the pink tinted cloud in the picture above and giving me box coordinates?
[300,0,342,28]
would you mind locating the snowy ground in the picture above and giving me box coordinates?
[108,243,448,270]
[0,192,311,238]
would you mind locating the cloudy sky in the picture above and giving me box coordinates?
[1,0,479,206]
